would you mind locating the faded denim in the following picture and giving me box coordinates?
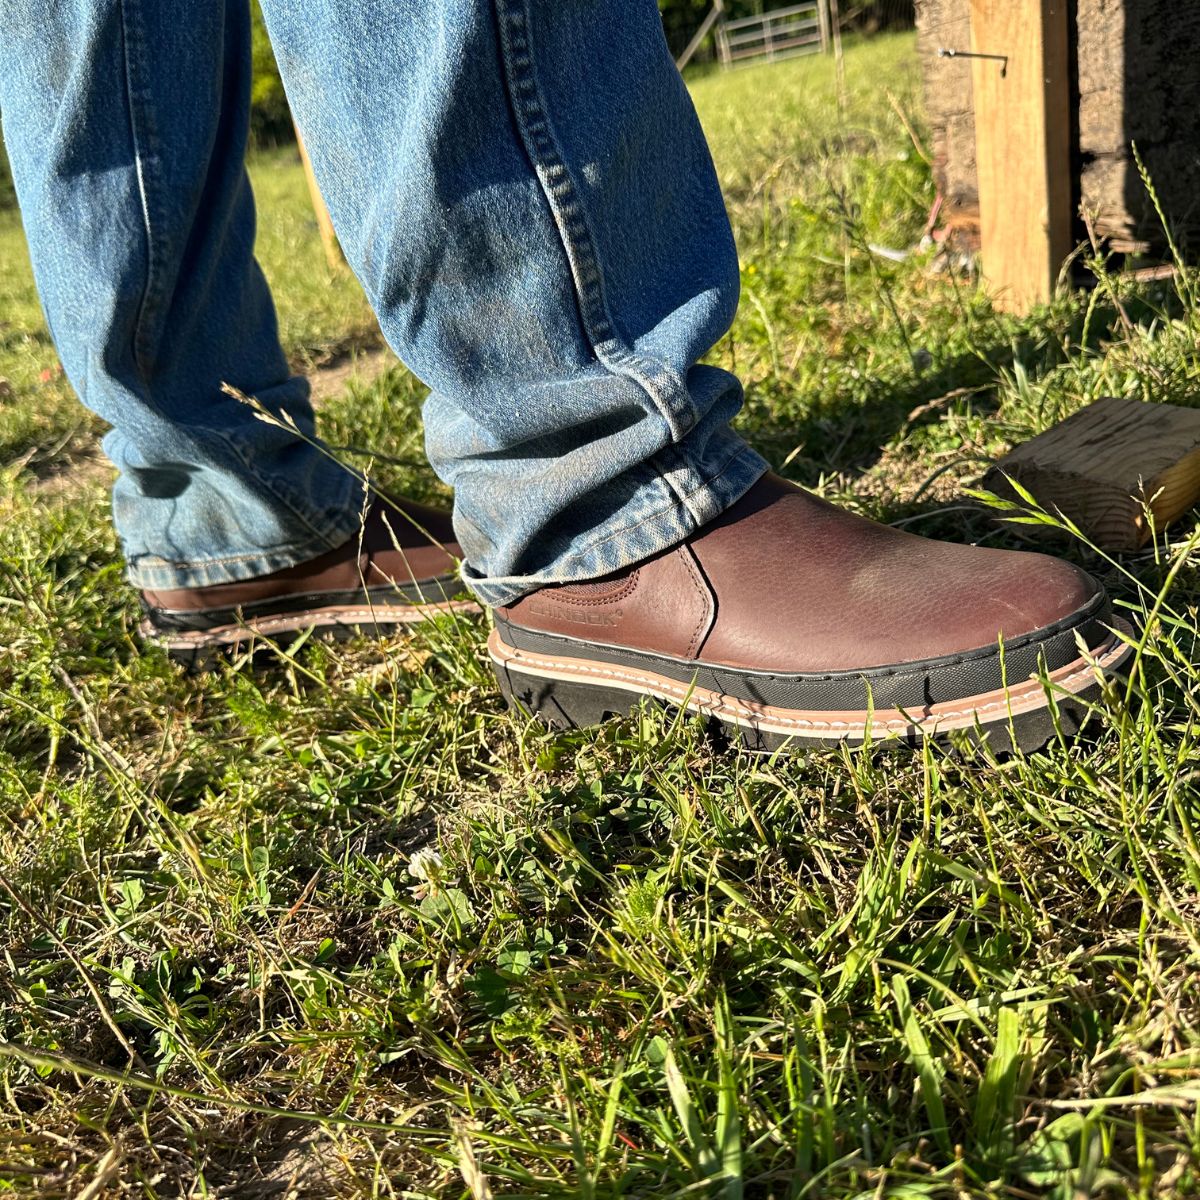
[0,0,767,606]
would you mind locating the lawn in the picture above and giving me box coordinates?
[3,32,1200,1198]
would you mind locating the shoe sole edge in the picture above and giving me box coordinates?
[142,598,479,658]
[489,620,1135,752]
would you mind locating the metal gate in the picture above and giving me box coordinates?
[715,3,830,68]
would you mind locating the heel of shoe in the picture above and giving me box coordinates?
[493,660,635,730]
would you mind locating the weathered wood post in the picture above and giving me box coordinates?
[967,0,1072,312]
[716,17,732,68]
[817,0,831,53]
[829,0,846,108]
[675,0,726,72]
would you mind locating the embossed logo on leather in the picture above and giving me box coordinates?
[526,603,620,627]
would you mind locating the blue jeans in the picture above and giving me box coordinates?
[0,0,767,607]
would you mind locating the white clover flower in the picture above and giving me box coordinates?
[407,848,444,884]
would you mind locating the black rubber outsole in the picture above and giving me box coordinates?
[490,622,1135,755]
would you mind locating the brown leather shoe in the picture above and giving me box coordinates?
[489,474,1133,752]
[140,495,477,663]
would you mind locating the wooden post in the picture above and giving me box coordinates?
[676,0,725,73]
[716,17,731,69]
[968,0,1072,313]
[294,123,344,272]
[828,0,845,109]
[817,0,831,54]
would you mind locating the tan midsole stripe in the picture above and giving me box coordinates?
[489,623,1133,738]
[145,598,478,647]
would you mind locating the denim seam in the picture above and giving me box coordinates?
[565,441,763,561]
[124,487,365,577]
[210,418,362,546]
[468,439,765,603]
[124,517,368,590]
[119,4,354,559]
[117,0,166,379]
[657,443,708,509]
[131,540,347,569]
[493,0,699,449]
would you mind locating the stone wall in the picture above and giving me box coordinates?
[916,0,1200,254]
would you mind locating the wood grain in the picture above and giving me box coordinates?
[968,0,1072,312]
[919,0,1200,256]
[984,397,1200,551]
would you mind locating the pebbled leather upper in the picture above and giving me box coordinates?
[500,473,1103,673]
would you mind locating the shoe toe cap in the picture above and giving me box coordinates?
[989,552,1102,636]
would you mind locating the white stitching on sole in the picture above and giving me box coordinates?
[489,625,1133,736]
[144,599,478,649]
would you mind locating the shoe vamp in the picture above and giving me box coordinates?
[693,505,1099,672]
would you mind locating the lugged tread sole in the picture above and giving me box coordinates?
[490,620,1135,754]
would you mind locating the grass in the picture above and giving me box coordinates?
[3,31,1200,1197]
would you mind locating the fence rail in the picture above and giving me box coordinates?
[715,3,829,67]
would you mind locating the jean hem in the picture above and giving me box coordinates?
[124,508,366,591]
[466,438,768,608]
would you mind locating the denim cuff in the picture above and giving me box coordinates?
[123,507,366,591]
[463,431,769,609]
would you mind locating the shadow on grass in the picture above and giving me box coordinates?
[739,284,1191,490]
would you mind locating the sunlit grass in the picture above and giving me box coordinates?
[2,32,1199,1198]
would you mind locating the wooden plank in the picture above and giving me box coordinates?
[968,0,1072,312]
[675,0,724,72]
[983,397,1200,552]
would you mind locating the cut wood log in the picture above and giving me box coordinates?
[984,396,1200,551]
